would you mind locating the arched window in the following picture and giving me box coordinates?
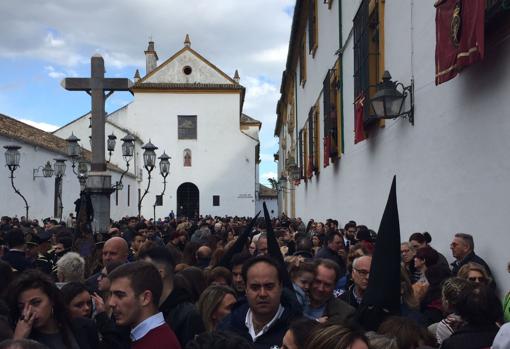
[184,149,192,167]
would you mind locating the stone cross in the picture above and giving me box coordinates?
[61,54,133,233]
[62,54,133,171]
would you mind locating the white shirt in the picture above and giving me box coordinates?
[245,305,285,341]
[130,312,166,341]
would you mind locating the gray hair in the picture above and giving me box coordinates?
[454,233,474,251]
[56,252,85,283]
[352,255,372,270]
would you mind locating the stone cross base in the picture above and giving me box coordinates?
[86,172,114,234]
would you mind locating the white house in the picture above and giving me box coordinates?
[0,113,138,221]
[276,0,510,293]
[55,36,262,218]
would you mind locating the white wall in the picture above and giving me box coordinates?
[256,197,278,218]
[283,0,510,293]
[0,135,137,221]
[110,91,257,218]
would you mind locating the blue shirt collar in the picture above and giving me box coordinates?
[130,312,166,341]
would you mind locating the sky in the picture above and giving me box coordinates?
[0,0,295,185]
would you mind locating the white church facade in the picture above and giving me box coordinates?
[55,36,261,219]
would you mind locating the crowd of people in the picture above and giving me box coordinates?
[0,211,509,349]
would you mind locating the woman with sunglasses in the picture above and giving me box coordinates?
[457,262,491,285]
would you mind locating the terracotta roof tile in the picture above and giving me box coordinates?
[0,113,127,174]
[259,184,277,198]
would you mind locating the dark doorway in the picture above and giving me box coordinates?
[177,182,199,219]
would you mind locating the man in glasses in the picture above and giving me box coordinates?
[340,255,372,309]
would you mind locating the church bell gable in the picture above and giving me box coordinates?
[140,46,236,85]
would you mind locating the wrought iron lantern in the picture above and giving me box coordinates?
[54,159,67,178]
[370,70,414,125]
[107,133,117,152]
[142,140,158,170]
[4,145,21,171]
[159,151,171,177]
[65,133,81,159]
[121,134,135,161]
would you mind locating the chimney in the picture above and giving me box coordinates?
[145,40,158,75]
[134,69,141,83]
[234,69,240,84]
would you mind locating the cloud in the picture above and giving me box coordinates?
[261,171,277,182]
[17,118,59,132]
[44,65,65,79]
[44,32,65,48]
[260,153,275,162]
[0,0,295,178]
[253,44,289,64]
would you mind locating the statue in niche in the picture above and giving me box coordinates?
[184,149,192,167]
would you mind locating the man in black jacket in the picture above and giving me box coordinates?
[218,256,301,349]
[2,228,32,272]
[139,246,204,347]
[450,233,492,277]
[314,230,346,277]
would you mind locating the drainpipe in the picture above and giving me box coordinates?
[338,0,345,151]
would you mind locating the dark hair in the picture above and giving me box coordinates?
[0,339,49,349]
[206,266,232,286]
[241,256,283,284]
[104,260,124,274]
[454,283,503,325]
[186,331,254,349]
[138,246,175,274]
[0,260,13,296]
[415,246,439,267]
[305,324,368,349]
[6,270,72,346]
[108,261,162,307]
[230,252,252,269]
[409,232,432,245]
[325,230,341,244]
[378,316,435,349]
[344,222,356,230]
[314,258,342,282]
[294,237,313,258]
[5,229,25,248]
[175,267,207,303]
[61,282,90,308]
[289,261,315,281]
[57,235,73,250]
[288,318,319,349]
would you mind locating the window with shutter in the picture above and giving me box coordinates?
[323,64,343,165]
[353,0,384,127]
[313,104,320,174]
[298,129,304,180]
[300,38,307,86]
[308,0,319,56]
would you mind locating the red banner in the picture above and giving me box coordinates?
[435,0,485,85]
[354,93,367,144]
[323,135,330,168]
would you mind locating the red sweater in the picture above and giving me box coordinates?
[132,323,181,349]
